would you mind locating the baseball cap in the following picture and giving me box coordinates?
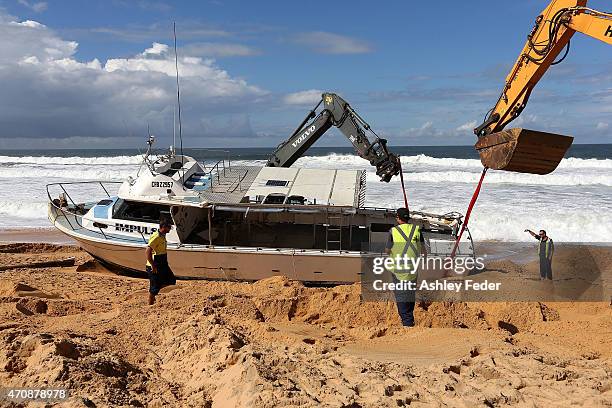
[396,208,410,222]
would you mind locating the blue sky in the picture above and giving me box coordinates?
[0,0,610,149]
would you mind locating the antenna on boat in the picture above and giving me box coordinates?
[172,106,176,155]
[142,124,156,174]
[173,21,185,187]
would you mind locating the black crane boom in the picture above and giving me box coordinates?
[267,93,401,182]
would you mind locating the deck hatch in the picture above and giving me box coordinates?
[265,179,290,187]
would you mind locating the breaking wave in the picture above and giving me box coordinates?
[0,152,610,241]
[1,153,610,169]
[291,153,612,170]
[364,169,612,186]
[458,209,612,242]
[0,166,137,181]
[0,152,610,173]
[0,155,145,165]
[0,201,47,221]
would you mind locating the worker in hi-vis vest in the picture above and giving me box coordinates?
[525,229,554,280]
[385,207,424,327]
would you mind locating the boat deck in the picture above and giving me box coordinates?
[197,166,260,204]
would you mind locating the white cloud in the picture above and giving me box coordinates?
[399,122,444,139]
[396,121,480,144]
[596,122,609,130]
[142,42,168,56]
[17,0,47,13]
[136,1,171,12]
[84,24,230,43]
[0,11,268,146]
[513,114,538,127]
[283,89,323,106]
[2,17,77,63]
[293,31,371,54]
[13,19,44,28]
[456,120,477,132]
[181,42,260,58]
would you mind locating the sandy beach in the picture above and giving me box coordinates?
[1,0,611,405]
[0,228,75,245]
[0,232,610,407]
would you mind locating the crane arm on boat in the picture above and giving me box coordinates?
[266,92,401,182]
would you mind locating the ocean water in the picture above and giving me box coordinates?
[1,145,611,242]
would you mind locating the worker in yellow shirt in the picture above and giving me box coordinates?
[146,219,176,305]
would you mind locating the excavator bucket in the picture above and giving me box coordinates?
[474,128,573,175]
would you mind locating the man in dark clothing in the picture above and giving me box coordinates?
[525,229,554,280]
[146,220,176,305]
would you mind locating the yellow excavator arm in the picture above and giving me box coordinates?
[474,0,611,174]
[568,7,612,44]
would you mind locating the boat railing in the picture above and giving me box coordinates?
[46,181,143,243]
[360,206,464,221]
[225,167,249,192]
[205,158,249,193]
[206,159,227,189]
[46,180,122,205]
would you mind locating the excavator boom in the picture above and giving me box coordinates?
[474,0,611,174]
[267,93,401,182]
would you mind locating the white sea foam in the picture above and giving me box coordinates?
[292,153,612,170]
[1,152,609,172]
[0,155,144,165]
[0,152,610,241]
[1,162,608,186]
[457,209,612,242]
[364,169,612,186]
[0,201,48,220]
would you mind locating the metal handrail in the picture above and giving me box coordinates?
[206,159,224,188]
[226,168,248,192]
[47,180,124,238]
[46,180,123,203]
[359,206,464,220]
[205,159,248,193]
[48,202,151,245]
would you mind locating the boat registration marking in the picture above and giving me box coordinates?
[152,181,173,188]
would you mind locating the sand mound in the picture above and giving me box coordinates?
[76,259,113,274]
[485,259,526,275]
[0,329,150,406]
[0,244,610,406]
[0,281,59,299]
[0,243,80,254]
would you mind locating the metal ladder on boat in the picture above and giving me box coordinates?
[325,213,344,251]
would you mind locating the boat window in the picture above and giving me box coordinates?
[162,169,178,176]
[94,198,114,218]
[113,199,174,224]
[263,194,286,204]
[265,179,289,187]
[162,162,183,177]
[240,196,260,204]
[370,223,393,232]
[286,195,306,205]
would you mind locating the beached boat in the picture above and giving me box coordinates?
[47,148,472,284]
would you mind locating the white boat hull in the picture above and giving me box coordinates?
[49,204,372,283]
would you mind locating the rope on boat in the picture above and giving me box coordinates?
[451,167,488,257]
[398,157,409,210]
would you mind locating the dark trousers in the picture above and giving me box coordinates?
[147,255,176,295]
[395,300,415,327]
[392,276,415,327]
[540,257,553,280]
